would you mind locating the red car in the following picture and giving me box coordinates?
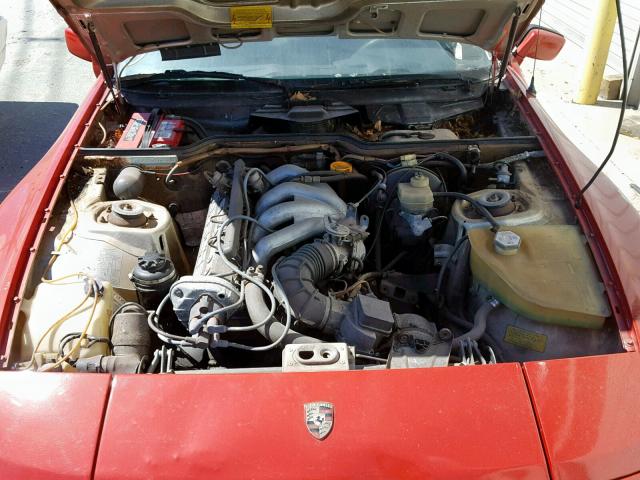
[1,1,639,478]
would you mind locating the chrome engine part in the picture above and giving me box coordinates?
[169,161,245,337]
[387,314,452,369]
[170,277,241,336]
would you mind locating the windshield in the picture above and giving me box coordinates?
[119,37,491,82]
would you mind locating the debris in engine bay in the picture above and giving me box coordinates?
[348,119,384,140]
[290,90,316,102]
[440,112,494,138]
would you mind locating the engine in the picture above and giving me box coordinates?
[9,145,622,373]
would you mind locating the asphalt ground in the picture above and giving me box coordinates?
[0,1,94,200]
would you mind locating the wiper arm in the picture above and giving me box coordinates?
[304,74,478,91]
[121,70,289,94]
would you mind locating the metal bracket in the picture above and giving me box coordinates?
[282,343,355,372]
[369,5,389,19]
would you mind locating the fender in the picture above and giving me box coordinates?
[0,78,106,361]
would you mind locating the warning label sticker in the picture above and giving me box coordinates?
[504,325,548,353]
[230,6,273,29]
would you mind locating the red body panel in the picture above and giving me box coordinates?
[524,353,640,479]
[64,28,100,77]
[514,29,565,64]
[506,65,640,348]
[0,78,105,359]
[0,372,110,479]
[95,366,547,480]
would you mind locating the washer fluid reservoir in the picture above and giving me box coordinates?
[50,199,188,299]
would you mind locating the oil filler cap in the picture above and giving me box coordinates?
[330,161,352,173]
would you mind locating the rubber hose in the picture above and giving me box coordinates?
[445,241,471,315]
[275,242,347,332]
[433,191,500,231]
[311,173,368,183]
[420,153,468,184]
[452,300,499,348]
[245,282,322,345]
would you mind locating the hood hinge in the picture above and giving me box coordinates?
[496,6,522,90]
[84,20,123,115]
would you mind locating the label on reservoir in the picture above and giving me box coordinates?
[230,6,273,29]
[504,325,547,353]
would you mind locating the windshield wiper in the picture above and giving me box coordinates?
[121,70,289,95]
[302,74,481,91]
[120,70,487,99]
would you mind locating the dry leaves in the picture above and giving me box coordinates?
[290,91,316,102]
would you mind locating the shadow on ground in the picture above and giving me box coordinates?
[0,101,78,200]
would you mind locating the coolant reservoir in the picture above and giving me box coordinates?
[50,198,188,299]
[469,225,611,328]
[18,280,114,366]
[397,173,434,215]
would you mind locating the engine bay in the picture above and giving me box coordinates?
[5,95,624,374]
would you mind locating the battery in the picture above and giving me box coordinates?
[116,112,150,149]
[150,118,184,148]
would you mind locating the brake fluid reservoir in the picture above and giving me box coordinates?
[18,281,113,365]
[398,173,434,215]
[50,199,188,299]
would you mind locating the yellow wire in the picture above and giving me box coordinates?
[19,287,92,371]
[40,273,85,285]
[19,186,101,371]
[41,291,99,372]
[41,187,79,282]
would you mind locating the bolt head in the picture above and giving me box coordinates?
[438,328,453,341]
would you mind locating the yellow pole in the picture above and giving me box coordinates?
[575,0,618,105]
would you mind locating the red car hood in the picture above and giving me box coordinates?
[51,0,542,65]
[2,364,545,479]
[3,353,640,479]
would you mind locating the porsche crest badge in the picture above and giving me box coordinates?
[304,402,334,440]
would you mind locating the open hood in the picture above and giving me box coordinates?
[52,0,542,65]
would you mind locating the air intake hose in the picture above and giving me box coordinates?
[245,282,322,345]
[244,241,349,346]
[275,242,348,333]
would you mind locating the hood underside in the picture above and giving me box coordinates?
[52,0,542,64]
